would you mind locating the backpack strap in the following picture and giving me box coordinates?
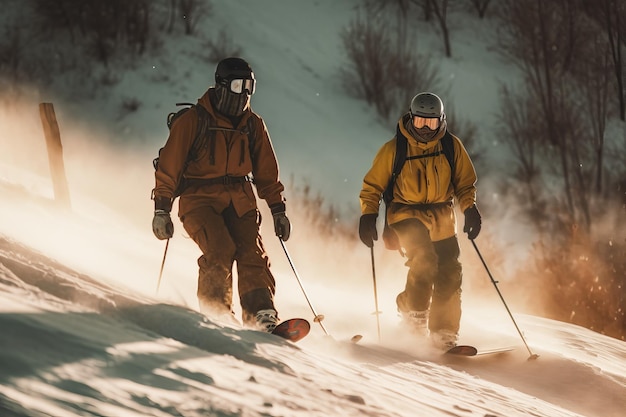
[382,128,456,205]
[383,125,408,204]
[440,131,455,183]
[245,116,257,164]
[195,108,257,167]
[188,104,211,163]
[383,128,404,203]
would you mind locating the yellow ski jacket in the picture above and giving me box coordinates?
[360,114,477,240]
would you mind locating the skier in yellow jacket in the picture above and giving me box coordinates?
[359,92,481,350]
[151,57,290,332]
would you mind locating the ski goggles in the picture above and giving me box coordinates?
[412,115,441,130]
[227,78,255,95]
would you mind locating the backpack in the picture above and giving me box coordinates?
[381,129,456,250]
[152,102,256,198]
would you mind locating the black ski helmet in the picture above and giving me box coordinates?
[410,92,444,119]
[215,57,255,86]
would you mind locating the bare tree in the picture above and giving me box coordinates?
[364,0,455,56]
[467,0,492,18]
[365,0,416,15]
[495,0,591,222]
[179,0,211,35]
[364,0,432,18]
[0,25,24,83]
[428,0,453,57]
[0,23,48,97]
[341,13,395,119]
[340,10,441,122]
[570,28,613,195]
[496,85,545,222]
[494,0,626,341]
[32,0,155,65]
[127,1,151,55]
[580,0,626,121]
[166,0,177,34]
[415,0,434,21]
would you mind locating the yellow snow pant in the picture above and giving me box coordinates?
[390,204,462,334]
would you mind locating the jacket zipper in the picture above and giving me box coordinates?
[434,163,440,197]
[417,168,421,193]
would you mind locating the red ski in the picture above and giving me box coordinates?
[271,318,310,342]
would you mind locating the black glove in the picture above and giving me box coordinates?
[273,212,291,241]
[359,214,378,248]
[152,209,174,240]
[463,205,482,240]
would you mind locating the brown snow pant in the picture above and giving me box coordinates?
[181,204,276,324]
[391,218,462,334]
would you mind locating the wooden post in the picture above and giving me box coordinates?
[39,103,71,209]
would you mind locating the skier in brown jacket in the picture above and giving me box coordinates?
[151,57,290,332]
[359,92,481,350]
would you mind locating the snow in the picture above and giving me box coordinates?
[0,1,625,416]
[0,225,625,417]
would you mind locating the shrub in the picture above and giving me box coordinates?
[340,11,441,123]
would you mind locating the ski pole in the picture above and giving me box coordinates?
[470,239,539,360]
[156,239,170,294]
[279,238,329,336]
[370,246,382,342]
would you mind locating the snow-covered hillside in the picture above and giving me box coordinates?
[0,218,625,417]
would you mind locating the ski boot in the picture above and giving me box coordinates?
[401,310,430,337]
[255,309,279,333]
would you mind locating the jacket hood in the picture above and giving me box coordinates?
[398,113,447,150]
[198,89,217,117]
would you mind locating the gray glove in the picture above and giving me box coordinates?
[152,209,174,240]
[273,212,291,241]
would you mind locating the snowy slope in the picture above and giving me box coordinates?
[0,169,624,417]
[0,221,625,417]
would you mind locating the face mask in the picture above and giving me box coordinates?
[411,127,436,142]
[416,126,437,139]
[214,85,250,116]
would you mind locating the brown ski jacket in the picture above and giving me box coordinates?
[153,89,286,218]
